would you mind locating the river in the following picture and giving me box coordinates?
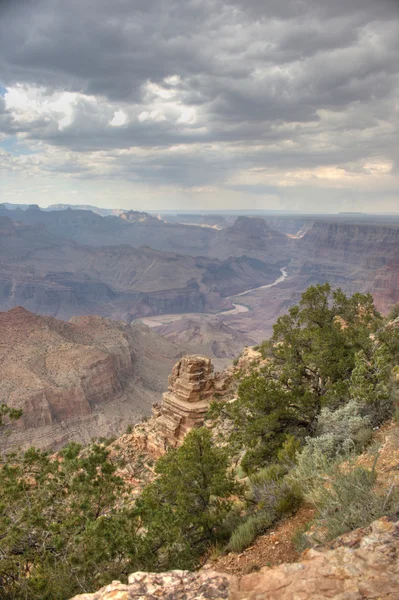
[139,266,288,326]
[221,266,288,314]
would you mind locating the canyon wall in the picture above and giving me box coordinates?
[297,221,399,311]
[0,307,185,450]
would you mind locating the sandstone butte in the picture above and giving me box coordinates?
[118,354,234,459]
[69,517,399,600]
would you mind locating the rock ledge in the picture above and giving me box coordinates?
[70,517,399,599]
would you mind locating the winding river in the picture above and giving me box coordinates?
[140,266,288,326]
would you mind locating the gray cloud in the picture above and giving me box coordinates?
[0,0,398,207]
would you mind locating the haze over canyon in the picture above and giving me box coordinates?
[0,203,398,448]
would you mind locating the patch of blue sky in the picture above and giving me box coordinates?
[0,135,36,156]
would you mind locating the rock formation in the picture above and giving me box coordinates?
[69,517,399,599]
[155,357,218,440]
[119,210,160,224]
[147,355,232,455]
[126,355,232,458]
[0,307,185,451]
[296,220,399,312]
[153,317,256,361]
[0,213,286,321]
[209,216,292,262]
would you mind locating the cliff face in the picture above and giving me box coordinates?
[297,221,399,311]
[0,217,284,321]
[210,217,292,262]
[264,216,313,236]
[0,204,217,254]
[69,517,399,600]
[372,258,399,313]
[299,221,399,263]
[0,307,185,450]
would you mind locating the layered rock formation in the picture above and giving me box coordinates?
[296,221,399,312]
[119,210,160,224]
[70,517,399,599]
[151,356,227,449]
[0,204,217,254]
[0,214,285,321]
[125,355,232,458]
[0,307,185,451]
[210,216,292,262]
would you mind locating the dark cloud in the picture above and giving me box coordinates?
[0,0,398,201]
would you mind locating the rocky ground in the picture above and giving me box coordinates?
[69,517,399,599]
[208,506,316,576]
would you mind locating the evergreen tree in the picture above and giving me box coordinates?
[221,285,382,472]
[0,442,144,599]
[137,427,238,570]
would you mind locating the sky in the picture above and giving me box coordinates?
[0,0,398,212]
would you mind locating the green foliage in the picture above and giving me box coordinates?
[312,464,399,542]
[224,284,382,473]
[247,465,302,517]
[227,368,312,473]
[277,435,302,466]
[0,403,22,428]
[270,284,380,405]
[0,428,238,598]
[303,400,371,459]
[227,463,302,553]
[388,304,399,321]
[376,320,399,367]
[136,427,239,571]
[227,512,274,553]
[291,444,334,505]
[0,443,145,599]
[349,345,394,426]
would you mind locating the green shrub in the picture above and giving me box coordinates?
[248,465,302,518]
[226,463,303,554]
[277,435,302,466]
[290,445,336,505]
[292,524,312,553]
[350,347,394,428]
[354,427,373,449]
[312,400,371,457]
[227,518,257,553]
[227,512,274,553]
[248,464,287,488]
[314,465,399,542]
[388,304,399,321]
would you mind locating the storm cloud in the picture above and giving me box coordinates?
[0,0,398,211]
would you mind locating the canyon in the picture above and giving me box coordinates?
[0,206,398,348]
[0,214,283,322]
[0,306,187,451]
